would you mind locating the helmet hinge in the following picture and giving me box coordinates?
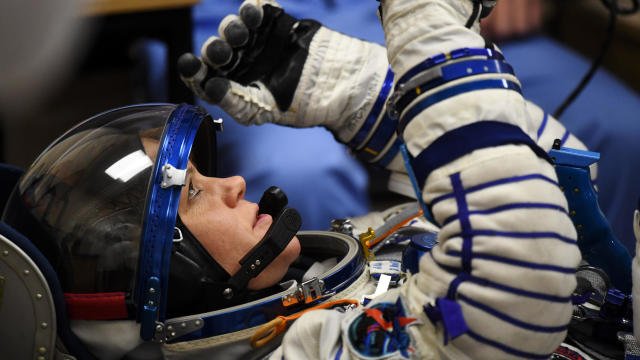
[161,164,187,189]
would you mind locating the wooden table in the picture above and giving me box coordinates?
[81,0,200,16]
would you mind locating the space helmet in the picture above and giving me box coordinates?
[1,103,366,357]
[1,103,232,336]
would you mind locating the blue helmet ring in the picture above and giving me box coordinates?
[135,104,218,340]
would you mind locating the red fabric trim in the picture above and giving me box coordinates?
[64,292,129,320]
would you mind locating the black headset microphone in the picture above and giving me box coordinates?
[222,186,302,300]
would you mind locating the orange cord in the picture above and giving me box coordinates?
[366,209,423,248]
[250,298,359,348]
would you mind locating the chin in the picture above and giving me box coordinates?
[248,236,301,290]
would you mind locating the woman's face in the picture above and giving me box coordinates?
[177,161,301,290]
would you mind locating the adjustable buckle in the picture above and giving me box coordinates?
[281,278,329,307]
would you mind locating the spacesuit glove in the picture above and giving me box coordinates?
[178,0,389,143]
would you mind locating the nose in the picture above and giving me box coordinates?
[218,175,246,207]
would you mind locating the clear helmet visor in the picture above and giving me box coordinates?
[2,104,216,327]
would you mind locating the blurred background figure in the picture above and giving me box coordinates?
[0,0,90,160]
[0,0,88,117]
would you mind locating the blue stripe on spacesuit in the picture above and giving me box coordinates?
[376,138,402,167]
[396,47,505,89]
[348,67,394,149]
[457,294,569,332]
[536,113,548,140]
[334,345,343,360]
[445,251,576,274]
[409,121,550,190]
[466,330,554,359]
[454,229,577,245]
[397,80,523,138]
[394,59,516,117]
[430,173,559,207]
[451,173,473,273]
[357,112,397,162]
[441,202,567,226]
[428,253,572,302]
[560,130,570,145]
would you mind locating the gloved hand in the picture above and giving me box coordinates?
[178,0,389,143]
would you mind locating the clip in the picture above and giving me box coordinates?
[359,227,376,261]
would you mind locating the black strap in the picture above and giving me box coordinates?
[225,207,301,299]
[465,0,481,28]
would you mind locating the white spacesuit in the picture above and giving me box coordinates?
[177,0,592,359]
[3,0,631,359]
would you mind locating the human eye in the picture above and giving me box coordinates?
[187,171,201,200]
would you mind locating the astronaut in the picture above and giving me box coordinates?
[0,0,610,359]
[177,0,590,358]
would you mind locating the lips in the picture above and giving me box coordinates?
[254,213,272,230]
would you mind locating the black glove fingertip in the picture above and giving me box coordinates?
[224,21,249,47]
[239,3,262,29]
[205,78,231,104]
[206,39,233,67]
[177,53,202,78]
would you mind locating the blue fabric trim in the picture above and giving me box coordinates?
[398,80,522,137]
[458,294,569,333]
[446,272,471,299]
[410,121,551,190]
[376,138,402,168]
[428,252,572,302]
[395,59,515,116]
[468,276,571,302]
[560,130,570,145]
[450,173,473,273]
[536,113,548,140]
[429,251,462,275]
[442,202,568,226]
[396,47,504,89]
[424,297,469,345]
[466,330,553,359]
[431,173,559,207]
[357,113,397,162]
[400,144,437,225]
[455,229,577,245]
[349,67,394,149]
[334,345,343,360]
[445,251,576,274]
